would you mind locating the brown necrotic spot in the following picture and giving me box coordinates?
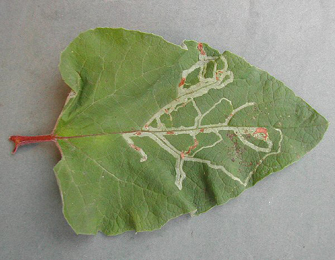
[130,144,141,151]
[197,43,206,55]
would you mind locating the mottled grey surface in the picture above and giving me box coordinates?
[1,1,334,259]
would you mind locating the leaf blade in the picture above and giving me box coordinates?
[54,28,328,235]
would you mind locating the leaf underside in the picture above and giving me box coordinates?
[54,28,328,236]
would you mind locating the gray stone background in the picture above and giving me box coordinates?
[1,0,334,259]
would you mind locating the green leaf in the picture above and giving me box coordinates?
[53,28,328,236]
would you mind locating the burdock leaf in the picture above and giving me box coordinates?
[11,28,328,236]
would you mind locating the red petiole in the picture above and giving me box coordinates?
[9,134,56,154]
